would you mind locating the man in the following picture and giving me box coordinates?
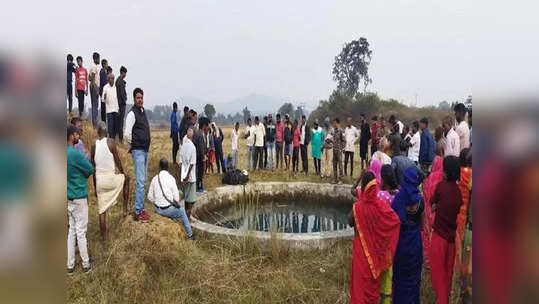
[283,118,293,170]
[370,116,381,155]
[91,122,129,241]
[300,115,311,174]
[230,122,240,170]
[211,122,225,173]
[67,125,94,274]
[89,52,101,127]
[266,114,276,171]
[359,114,371,172]
[179,106,190,142]
[332,118,345,184]
[67,54,76,115]
[389,114,404,134]
[418,117,435,173]
[389,123,402,158]
[194,117,209,193]
[263,116,269,169]
[344,117,359,177]
[253,116,266,170]
[148,158,194,240]
[99,58,109,123]
[170,102,179,163]
[391,141,416,186]
[178,128,198,222]
[454,103,470,151]
[74,56,88,119]
[103,73,119,139]
[70,117,90,161]
[408,121,421,164]
[244,118,255,171]
[443,116,460,157]
[124,88,151,222]
[275,113,284,169]
[115,66,128,143]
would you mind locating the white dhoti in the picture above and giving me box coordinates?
[96,171,125,214]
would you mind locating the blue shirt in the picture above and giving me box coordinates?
[419,129,435,163]
[170,112,179,133]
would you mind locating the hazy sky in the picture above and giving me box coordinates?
[3,0,538,108]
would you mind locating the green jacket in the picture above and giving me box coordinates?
[67,146,94,200]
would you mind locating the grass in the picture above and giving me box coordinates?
[67,121,460,303]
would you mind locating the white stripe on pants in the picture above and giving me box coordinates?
[67,198,89,268]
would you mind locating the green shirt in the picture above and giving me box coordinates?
[67,146,94,199]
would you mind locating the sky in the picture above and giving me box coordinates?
[2,0,538,109]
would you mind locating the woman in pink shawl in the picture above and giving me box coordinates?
[352,159,382,199]
[421,155,443,267]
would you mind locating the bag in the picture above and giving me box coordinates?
[222,169,249,185]
[157,173,181,209]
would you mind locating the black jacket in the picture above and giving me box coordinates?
[130,106,151,151]
[302,124,311,145]
[115,77,127,105]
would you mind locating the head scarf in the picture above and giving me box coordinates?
[391,166,423,223]
[353,179,401,279]
[369,159,382,187]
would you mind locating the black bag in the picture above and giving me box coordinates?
[222,169,249,185]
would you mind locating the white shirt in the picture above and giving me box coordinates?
[123,107,144,144]
[231,129,239,151]
[254,123,266,147]
[94,138,115,172]
[103,83,118,113]
[455,120,470,151]
[408,131,421,162]
[180,137,197,183]
[344,125,359,152]
[300,124,306,145]
[372,151,392,165]
[147,170,180,208]
[90,63,100,87]
[444,128,460,157]
[396,120,404,134]
[246,125,255,147]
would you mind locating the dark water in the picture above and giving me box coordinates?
[201,200,352,233]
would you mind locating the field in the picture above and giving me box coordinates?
[67,123,456,304]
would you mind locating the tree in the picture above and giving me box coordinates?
[242,107,251,124]
[294,106,304,121]
[438,100,450,110]
[332,37,373,97]
[204,104,216,120]
[277,102,295,118]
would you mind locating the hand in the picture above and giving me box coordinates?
[182,177,189,184]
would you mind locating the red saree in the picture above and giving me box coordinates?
[455,166,472,274]
[421,156,443,267]
[350,180,400,304]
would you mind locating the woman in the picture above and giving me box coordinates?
[429,156,463,304]
[377,165,400,303]
[353,159,382,200]
[372,140,392,165]
[421,155,444,267]
[348,172,401,304]
[391,166,424,304]
[456,148,472,276]
[292,120,300,172]
[311,121,324,175]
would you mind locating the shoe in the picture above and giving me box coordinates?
[67,267,75,275]
[188,234,196,241]
[135,210,150,222]
[82,259,95,274]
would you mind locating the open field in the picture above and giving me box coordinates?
[67,122,458,303]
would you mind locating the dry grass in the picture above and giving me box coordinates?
[67,121,459,303]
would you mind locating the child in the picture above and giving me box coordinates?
[429,156,463,304]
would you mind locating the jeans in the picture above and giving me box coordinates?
[132,149,148,214]
[292,146,299,172]
[230,149,238,170]
[100,101,107,123]
[266,141,275,170]
[107,112,118,139]
[118,104,126,142]
[215,145,225,173]
[254,146,264,170]
[333,150,343,182]
[155,206,193,238]
[77,90,85,118]
[67,198,89,268]
[275,141,283,169]
[67,83,73,113]
[90,86,99,126]
[344,151,354,176]
[300,144,308,173]
[171,131,179,163]
[196,155,204,190]
[247,146,254,170]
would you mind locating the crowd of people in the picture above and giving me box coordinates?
[66,52,472,303]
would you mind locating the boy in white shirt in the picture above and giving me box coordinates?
[244,118,256,171]
[102,73,119,139]
[408,121,421,164]
[230,122,240,169]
